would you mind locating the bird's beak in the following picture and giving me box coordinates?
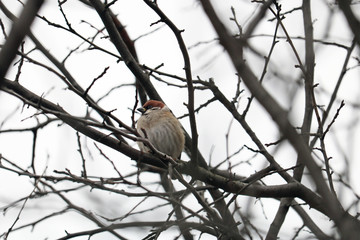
[137,107,146,114]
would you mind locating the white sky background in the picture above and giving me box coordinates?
[0,0,360,239]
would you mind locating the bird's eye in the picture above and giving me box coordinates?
[145,105,152,109]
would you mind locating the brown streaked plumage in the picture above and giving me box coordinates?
[136,100,184,159]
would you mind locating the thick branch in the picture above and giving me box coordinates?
[0,0,44,85]
[199,0,360,238]
[338,0,360,48]
[89,0,161,101]
[0,79,165,169]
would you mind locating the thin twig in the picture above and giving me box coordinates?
[143,0,199,167]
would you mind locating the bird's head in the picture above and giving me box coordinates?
[137,100,168,115]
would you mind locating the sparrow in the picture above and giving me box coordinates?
[136,100,185,160]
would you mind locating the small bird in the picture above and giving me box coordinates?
[136,100,185,160]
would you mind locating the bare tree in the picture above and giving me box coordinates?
[1,0,360,239]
